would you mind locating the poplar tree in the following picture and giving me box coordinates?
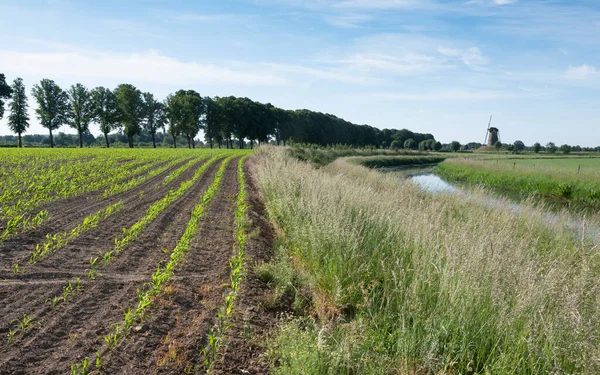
[7,78,29,148]
[31,79,68,148]
[67,83,94,148]
[90,86,119,148]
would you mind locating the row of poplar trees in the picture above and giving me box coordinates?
[0,73,435,149]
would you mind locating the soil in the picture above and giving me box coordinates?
[210,158,279,375]
[0,156,280,375]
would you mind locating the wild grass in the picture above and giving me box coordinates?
[256,146,600,374]
[437,157,600,210]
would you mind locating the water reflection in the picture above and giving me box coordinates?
[409,174,456,194]
[406,172,598,241]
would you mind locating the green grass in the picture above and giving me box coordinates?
[498,157,600,168]
[256,146,600,375]
[349,155,446,169]
[437,157,600,210]
[288,144,424,167]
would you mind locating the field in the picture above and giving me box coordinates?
[3,147,600,374]
[255,147,600,374]
[0,148,278,374]
[436,156,600,210]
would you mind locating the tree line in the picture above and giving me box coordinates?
[0,73,438,149]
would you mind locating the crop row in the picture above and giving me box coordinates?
[160,156,205,187]
[100,156,190,198]
[27,201,125,264]
[204,155,251,372]
[36,157,220,312]
[71,156,236,374]
[1,155,191,243]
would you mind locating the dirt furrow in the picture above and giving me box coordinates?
[0,160,224,374]
[211,159,279,375]
[99,158,240,375]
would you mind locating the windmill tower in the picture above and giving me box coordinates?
[483,115,500,146]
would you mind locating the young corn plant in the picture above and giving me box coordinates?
[85,156,236,365]
[29,202,124,264]
[7,328,18,343]
[13,313,34,332]
[203,156,251,372]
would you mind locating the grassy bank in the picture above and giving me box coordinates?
[288,144,425,167]
[256,146,600,374]
[437,158,600,210]
[349,155,446,169]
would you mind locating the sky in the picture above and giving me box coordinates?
[0,0,599,146]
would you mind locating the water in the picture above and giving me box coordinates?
[409,174,456,194]
[407,172,598,241]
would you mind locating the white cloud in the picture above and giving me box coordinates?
[332,0,426,9]
[438,46,488,68]
[265,62,378,83]
[467,0,518,5]
[324,14,373,28]
[564,65,599,80]
[0,49,287,86]
[375,89,527,101]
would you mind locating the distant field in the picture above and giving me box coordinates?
[497,157,600,169]
[436,156,600,209]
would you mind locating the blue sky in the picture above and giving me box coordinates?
[0,0,599,146]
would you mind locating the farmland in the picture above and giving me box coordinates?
[2,146,600,375]
[0,148,269,374]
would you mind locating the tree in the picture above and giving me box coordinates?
[141,92,165,148]
[0,73,13,120]
[449,141,461,152]
[114,84,143,148]
[513,140,525,153]
[204,97,223,149]
[560,144,572,154]
[425,139,436,151]
[7,78,29,148]
[67,83,94,148]
[31,79,68,148]
[507,144,515,153]
[404,138,416,150]
[433,141,442,151]
[418,140,428,151]
[165,94,182,148]
[178,90,203,148]
[546,142,557,154]
[532,142,541,153]
[90,87,119,148]
[494,141,502,151]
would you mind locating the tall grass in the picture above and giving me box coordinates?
[256,146,600,374]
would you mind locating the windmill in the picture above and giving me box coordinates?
[483,115,500,146]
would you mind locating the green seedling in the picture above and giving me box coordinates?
[7,328,18,343]
[47,296,63,308]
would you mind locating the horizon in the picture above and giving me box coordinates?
[0,0,599,146]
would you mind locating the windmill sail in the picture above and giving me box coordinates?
[484,115,492,145]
